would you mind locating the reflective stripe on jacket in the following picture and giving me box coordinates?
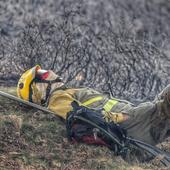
[48,87,133,122]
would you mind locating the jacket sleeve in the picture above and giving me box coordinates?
[47,90,77,119]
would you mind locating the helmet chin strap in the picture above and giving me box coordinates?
[29,76,63,106]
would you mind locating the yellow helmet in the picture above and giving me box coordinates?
[17,65,41,101]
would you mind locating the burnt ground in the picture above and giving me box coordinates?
[0,87,170,170]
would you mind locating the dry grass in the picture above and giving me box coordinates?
[0,87,169,170]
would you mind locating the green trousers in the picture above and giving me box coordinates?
[120,85,170,145]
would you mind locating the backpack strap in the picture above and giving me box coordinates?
[66,101,128,155]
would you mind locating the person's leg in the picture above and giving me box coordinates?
[151,89,170,142]
[120,85,170,163]
[121,84,170,145]
[154,84,170,102]
[120,102,158,145]
[152,84,170,141]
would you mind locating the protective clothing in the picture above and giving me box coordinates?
[17,66,170,146]
[47,87,130,123]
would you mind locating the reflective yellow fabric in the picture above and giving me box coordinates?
[103,99,118,112]
[48,89,77,119]
[82,96,103,106]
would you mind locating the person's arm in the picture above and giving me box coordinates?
[47,90,77,119]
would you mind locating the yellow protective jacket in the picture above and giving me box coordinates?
[47,87,132,123]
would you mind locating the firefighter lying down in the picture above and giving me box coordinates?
[17,65,170,160]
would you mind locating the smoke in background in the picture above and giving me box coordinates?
[1,0,170,102]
